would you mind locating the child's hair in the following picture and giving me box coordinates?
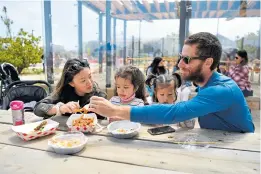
[145,73,181,103]
[114,65,147,103]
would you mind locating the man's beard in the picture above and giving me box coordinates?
[183,63,205,83]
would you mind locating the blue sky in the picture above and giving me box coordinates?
[0,0,260,50]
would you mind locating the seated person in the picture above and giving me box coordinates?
[34,59,106,119]
[109,65,147,122]
[228,50,253,97]
[88,32,255,133]
[146,74,195,128]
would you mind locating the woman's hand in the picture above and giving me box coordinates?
[59,101,80,114]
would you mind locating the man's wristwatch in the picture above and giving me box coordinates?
[55,102,64,116]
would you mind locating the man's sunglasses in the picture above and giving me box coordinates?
[178,53,209,64]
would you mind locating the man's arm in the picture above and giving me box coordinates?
[130,84,234,124]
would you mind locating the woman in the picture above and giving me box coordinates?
[146,57,168,76]
[146,57,168,97]
[228,50,253,97]
[34,59,106,119]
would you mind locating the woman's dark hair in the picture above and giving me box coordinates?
[53,59,90,97]
[145,74,181,103]
[114,65,147,103]
[237,50,248,66]
[146,57,167,75]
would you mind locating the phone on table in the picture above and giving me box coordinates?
[147,126,175,135]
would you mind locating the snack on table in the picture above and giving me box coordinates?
[48,131,87,154]
[72,115,94,127]
[73,107,88,114]
[50,138,82,148]
[113,128,134,134]
[34,120,47,131]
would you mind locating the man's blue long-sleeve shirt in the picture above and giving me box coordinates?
[131,72,255,132]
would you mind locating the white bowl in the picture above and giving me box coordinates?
[48,131,87,155]
[107,120,141,139]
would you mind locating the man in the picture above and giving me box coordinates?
[89,32,254,133]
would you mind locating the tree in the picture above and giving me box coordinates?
[0,6,13,38]
[236,31,259,60]
[0,28,43,73]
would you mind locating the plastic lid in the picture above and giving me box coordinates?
[10,100,24,110]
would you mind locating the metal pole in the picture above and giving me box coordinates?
[179,1,186,53]
[161,37,164,57]
[257,20,261,60]
[241,37,244,49]
[138,20,141,58]
[99,13,103,73]
[105,0,112,88]
[132,35,134,65]
[185,1,191,38]
[43,0,54,84]
[113,18,116,67]
[123,20,127,65]
[78,0,83,60]
[217,18,219,39]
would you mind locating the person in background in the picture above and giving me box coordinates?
[228,50,253,97]
[146,57,168,76]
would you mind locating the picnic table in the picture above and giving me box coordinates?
[0,110,260,174]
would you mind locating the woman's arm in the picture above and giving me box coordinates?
[34,95,60,118]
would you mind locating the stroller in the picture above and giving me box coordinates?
[0,62,52,110]
[0,63,20,99]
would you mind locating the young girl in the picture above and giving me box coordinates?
[110,65,147,106]
[146,73,195,129]
[34,59,106,119]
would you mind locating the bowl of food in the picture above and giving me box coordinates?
[12,119,59,141]
[107,120,141,139]
[48,131,87,154]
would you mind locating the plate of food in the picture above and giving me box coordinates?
[11,119,59,141]
[107,120,141,139]
[48,131,87,154]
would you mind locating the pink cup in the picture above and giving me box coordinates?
[10,100,24,126]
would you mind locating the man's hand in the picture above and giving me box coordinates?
[89,96,118,117]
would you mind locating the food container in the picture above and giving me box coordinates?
[107,120,141,139]
[11,119,59,141]
[10,100,24,126]
[48,131,87,155]
[66,113,98,133]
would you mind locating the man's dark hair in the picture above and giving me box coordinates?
[184,32,222,71]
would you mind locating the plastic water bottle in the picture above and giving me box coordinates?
[10,100,24,126]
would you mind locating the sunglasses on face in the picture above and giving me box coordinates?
[235,57,239,59]
[178,53,209,64]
